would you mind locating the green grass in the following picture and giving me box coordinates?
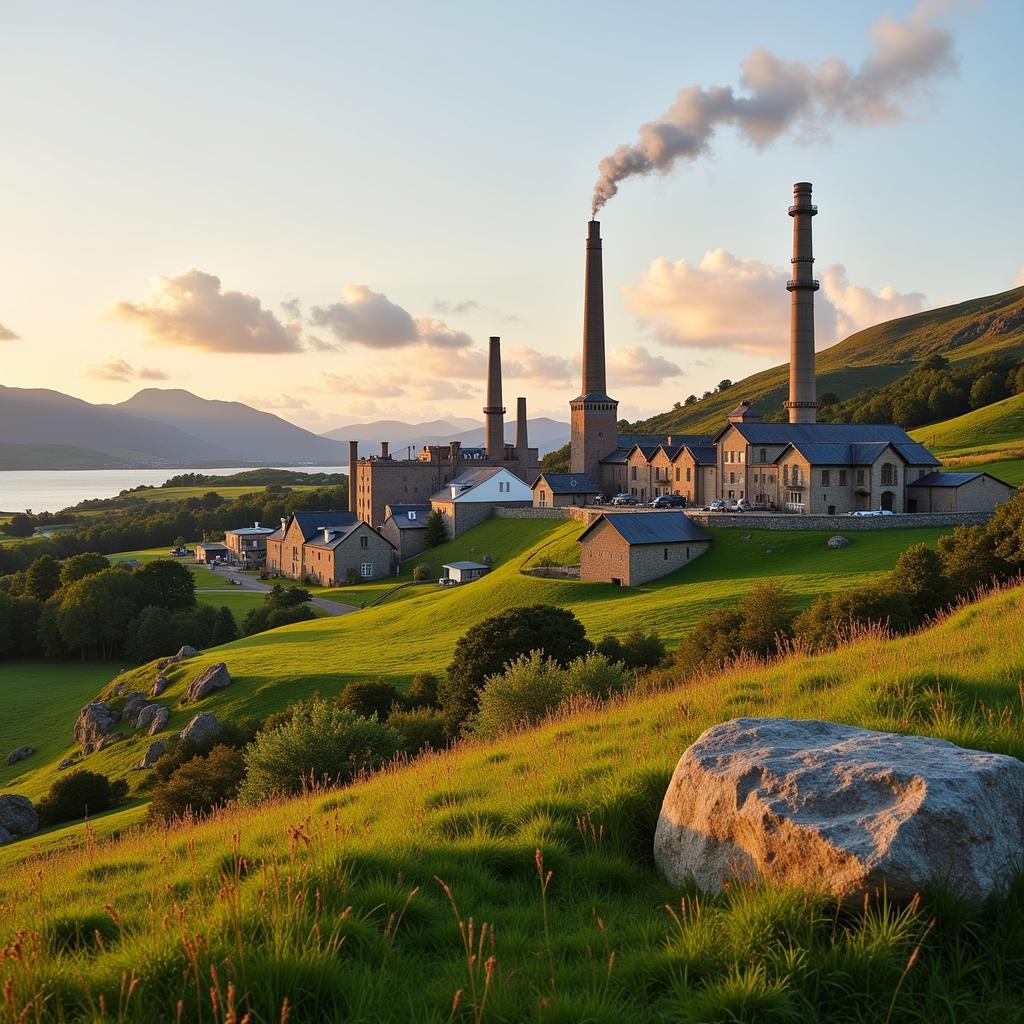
[2,517,950,813]
[2,586,1024,1021]
[911,392,1024,459]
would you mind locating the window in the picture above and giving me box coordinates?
[783,465,790,484]
[675,468,680,481]
[856,469,865,486]
[753,473,759,484]
[759,448,767,464]
[739,452,745,463]
[360,562,373,577]
[881,463,897,486]
[918,468,928,479]
[822,470,830,486]
[663,547,669,560]
[408,510,417,520]
[792,467,801,485]
[839,470,847,486]
[360,535,369,548]
[729,472,736,484]
[631,467,637,480]
[686,467,691,482]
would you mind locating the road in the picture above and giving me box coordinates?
[199,565,359,617]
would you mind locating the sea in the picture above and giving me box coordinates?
[0,467,345,514]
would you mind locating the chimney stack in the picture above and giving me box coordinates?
[785,182,819,424]
[449,440,461,462]
[484,336,505,458]
[380,440,390,459]
[515,397,528,457]
[348,440,358,513]
[581,220,608,397]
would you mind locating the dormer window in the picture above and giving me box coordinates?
[408,511,417,520]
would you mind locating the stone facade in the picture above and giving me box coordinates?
[432,498,531,539]
[579,517,711,586]
[303,524,395,585]
[905,474,1017,513]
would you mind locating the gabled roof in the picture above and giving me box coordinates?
[718,421,939,466]
[532,472,600,494]
[444,560,490,570]
[383,503,431,530]
[288,510,359,542]
[599,447,632,465]
[775,440,905,466]
[657,443,718,465]
[579,512,713,546]
[907,471,1016,489]
[430,466,527,503]
[305,520,395,550]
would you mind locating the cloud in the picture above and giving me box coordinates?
[592,1,956,211]
[86,358,171,382]
[819,264,926,336]
[607,346,683,385]
[320,373,478,403]
[0,322,20,341]
[624,249,925,354]
[112,269,301,354]
[1014,265,1024,288]
[503,346,577,385]
[309,285,472,351]
[433,298,480,315]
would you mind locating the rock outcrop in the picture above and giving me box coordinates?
[121,692,148,723]
[180,713,220,747]
[0,794,38,839]
[827,535,851,549]
[157,645,199,670]
[136,740,166,770]
[134,704,166,731]
[654,717,1024,904]
[185,663,232,703]
[151,673,169,697]
[57,758,76,771]
[73,703,118,755]
[5,746,34,766]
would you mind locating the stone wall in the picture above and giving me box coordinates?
[684,510,992,531]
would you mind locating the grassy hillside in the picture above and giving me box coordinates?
[0,517,950,808]
[2,586,1023,1021]
[637,285,1024,435]
[911,391,1024,460]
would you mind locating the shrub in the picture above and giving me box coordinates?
[387,707,447,754]
[406,671,439,708]
[596,630,666,671]
[210,605,239,646]
[242,603,315,636]
[148,745,246,822]
[472,652,567,740]
[893,543,950,619]
[36,770,129,827]
[423,510,448,548]
[412,563,432,582]
[150,717,261,784]
[239,698,402,803]
[1,513,35,538]
[441,604,591,734]
[938,525,1008,592]
[794,584,916,652]
[562,652,630,699]
[737,581,797,658]
[337,679,401,721]
[674,606,746,677]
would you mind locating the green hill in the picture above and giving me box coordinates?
[636,285,1024,435]
[0,516,950,806]
[911,391,1024,459]
[1,583,1023,1021]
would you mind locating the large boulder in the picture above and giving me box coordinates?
[180,713,220,747]
[121,692,148,723]
[0,794,39,837]
[151,673,169,697]
[5,746,34,766]
[185,663,232,703]
[73,703,118,755]
[0,825,11,846]
[157,645,199,671]
[827,535,851,550]
[136,740,166,770]
[134,704,166,731]
[654,718,1024,904]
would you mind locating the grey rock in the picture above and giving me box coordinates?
[0,794,38,837]
[135,740,166,770]
[97,732,123,750]
[5,746,34,766]
[74,702,118,755]
[179,713,220,747]
[176,645,199,661]
[185,663,232,703]
[121,692,148,723]
[151,673,169,697]
[134,704,165,731]
[827,535,851,550]
[654,717,1024,905]
[112,682,127,697]
[0,825,12,846]
[57,758,76,771]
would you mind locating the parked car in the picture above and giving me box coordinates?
[611,493,638,506]
[651,494,685,508]
[729,499,752,512]
[848,509,895,517]
[704,499,728,512]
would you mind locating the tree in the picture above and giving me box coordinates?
[674,606,745,677]
[596,630,666,671]
[23,556,61,601]
[424,510,448,548]
[210,606,239,647]
[819,392,840,408]
[133,559,196,610]
[239,698,401,802]
[53,568,143,659]
[124,606,181,663]
[337,679,401,720]
[36,770,128,827]
[988,491,1024,566]
[937,525,1006,594]
[406,671,439,708]
[2,513,35,538]
[387,707,447,754]
[893,543,949,619]
[440,604,592,733]
[684,394,698,406]
[737,581,797,658]
[969,371,1005,410]
[412,563,432,582]
[148,746,246,822]
[59,552,110,588]
[717,379,733,391]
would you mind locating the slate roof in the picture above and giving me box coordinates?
[579,512,713,546]
[430,467,521,503]
[384,503,431,529]
[444,560,490,571]
[225,526,276,537]
[658,443,718,465]
[719,422,939,466]
[289,511,359,542]
[907,471,1015,489]
[533,473,600,494]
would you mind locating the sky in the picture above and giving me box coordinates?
[2,0,1023,432]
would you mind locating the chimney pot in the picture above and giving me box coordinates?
[254,521,260,529]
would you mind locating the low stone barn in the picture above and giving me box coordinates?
[379,503,431,561]
[302,521,395,585]
[904,471,1016,513]
[532,472,600,508]
[578,512,712,587]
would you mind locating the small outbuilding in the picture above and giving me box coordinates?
[578,512,712,587]
[379,503,431,561]
[532,472,601,508]
[442,561,491,584]
[905,471,1016,513]
[195,542,229,565]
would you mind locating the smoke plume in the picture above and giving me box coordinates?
[592,2,956,213]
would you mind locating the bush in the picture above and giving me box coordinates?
[674,606,745,677]
[36,770,129,827]
[242,602,315,636]
[337,679,401,721]
[794,584,916,652]
[2,513,35,538]
[387,707,447,754]
[472,651,567,740]
[239,698,401,803]
[210,605,239,646]
[150,717,261,784]
[562,652,630,699]
[737,581,797,658]
[148,745,246,822]
[893,543,950,619]
[596,630,666,671]
[938,525,1008,592]
[406,671,439,708]
[441,604,592,734]
[133,559,196,610]
[412,563,432,582]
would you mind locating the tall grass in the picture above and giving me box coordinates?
[3,587,1024,1021]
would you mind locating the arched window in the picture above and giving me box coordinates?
[881,463,897,486]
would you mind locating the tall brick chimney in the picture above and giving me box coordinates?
[347,440,358,513]
[484,336,506,458]
[785,182,819,424]
[570,220,618,480]
[380,440,390,459]
[515,396,529,459]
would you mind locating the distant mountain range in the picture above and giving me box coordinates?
[0,386,569,471]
